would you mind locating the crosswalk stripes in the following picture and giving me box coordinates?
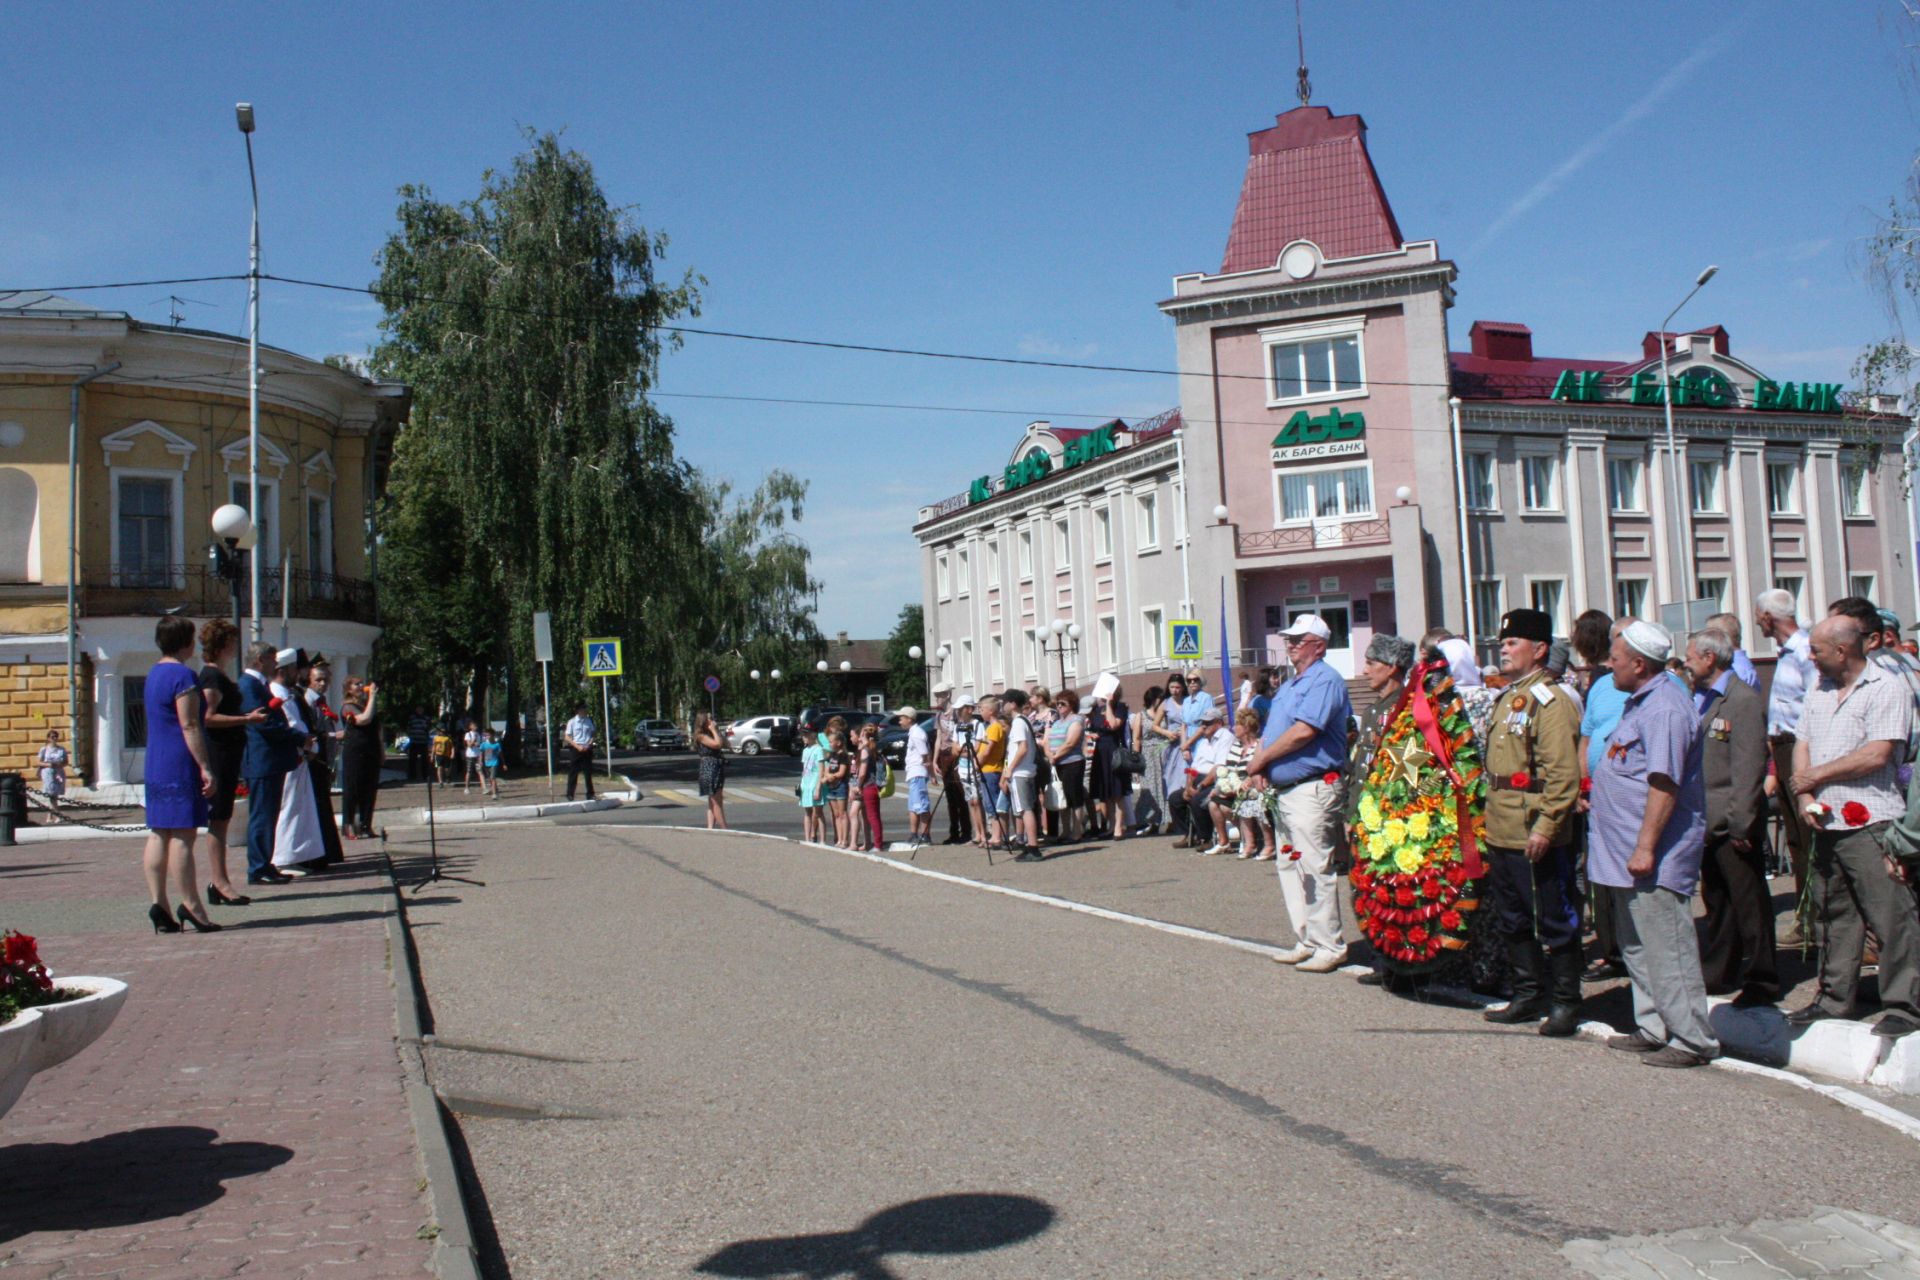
[646,784,797,806]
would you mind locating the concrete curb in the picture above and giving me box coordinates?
[380,852,484,1280]
[412,796,622,825]
[633,826,1920,1136]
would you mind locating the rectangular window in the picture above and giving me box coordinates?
[936,552,950,599]
[1100,616,1117,667]
[1615,578,1650,621]
[1472,580,1504,637]
[1135,492,1159,550]
[1268,332,1364,403]
[1093,506,1113,561]
[1774,574,1806,619]
[1528,578,1567,635]
[1696,576,1728,610]
[991,634,1004,681]
[961,638,975,688]
[1690,458,1725,514]
[1053,517,1071,569]
[1767,461,1800,515]
[1464,451,1497,511]
[985,539,1000,585]
[1028,630,1042,676]
[122,675,147,749]
[1276,464,1374,524]
[1842,462,1872,518]
[1142,607,1164,659]
[1849,573,1878,602]
[1018,528,1034,579]
[117,476,173,587]
[1521,455,1560,512]
[956,546,970,596]
[1607,456,1645,513]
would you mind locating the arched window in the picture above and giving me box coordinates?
[0,467,40,583]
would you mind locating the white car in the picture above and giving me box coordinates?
[724,715,793,755]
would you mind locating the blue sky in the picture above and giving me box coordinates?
[5,3,1914,636]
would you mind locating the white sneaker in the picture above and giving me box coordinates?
[1296,950,1350,974]
[1272,945,1313,965]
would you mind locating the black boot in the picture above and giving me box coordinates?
[1483,939,1549,1024]
[1538,946,1585,1037]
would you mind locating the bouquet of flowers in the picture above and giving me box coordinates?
[1,930,57,1024]
[1347,664,1488,971]
[1212,766,1246,802]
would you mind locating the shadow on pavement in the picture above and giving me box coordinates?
[695,1193,1055,1279]
[0,1125,293,1243]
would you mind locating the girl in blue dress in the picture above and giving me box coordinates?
[142,616,220,933]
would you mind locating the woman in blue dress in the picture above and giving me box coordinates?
[142,616,220,934]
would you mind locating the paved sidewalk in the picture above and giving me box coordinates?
[0,839,438,1278]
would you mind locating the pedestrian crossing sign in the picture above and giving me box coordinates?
[584,638,623,678]
[1169,620,1203,660]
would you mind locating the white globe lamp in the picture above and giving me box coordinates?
[211,504,252,544]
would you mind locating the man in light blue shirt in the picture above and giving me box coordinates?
[1247,615,1353,972]
[1179,675,1216,761]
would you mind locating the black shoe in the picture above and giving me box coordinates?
[247,871,291,885]
[1641,1045,1709,1068]
[176,903,223,933]
[1484,939,1548,1023]
[1583,959,1627,982]
[1539,947,1585,1037]
[1873,1011,1920,1039]
[148,903,182,934]
[1785,1002,1851,1027]
[206,884,252,907]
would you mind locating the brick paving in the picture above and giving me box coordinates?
[0,838,436,1278]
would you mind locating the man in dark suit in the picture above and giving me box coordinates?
[1685,626,1780,1005]
[241,643,306,886]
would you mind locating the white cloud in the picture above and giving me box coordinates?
[1468,25,1740,256]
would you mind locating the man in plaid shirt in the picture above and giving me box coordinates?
[1790,616,1920,1039]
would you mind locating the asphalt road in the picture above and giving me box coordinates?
[400,823,1920,1279]
[557,749,916,840]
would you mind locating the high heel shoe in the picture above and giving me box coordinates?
[148,903,182,934]
[206,884,252,907]
[176,903,223,933]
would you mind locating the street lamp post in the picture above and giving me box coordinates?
[236,102,263,642]
[1038,619,1081,690]
[210,504,254,675]
[1658,264,1718,610]
[907,644,946,701]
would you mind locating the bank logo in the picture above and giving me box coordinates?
[1271,407,1366,463]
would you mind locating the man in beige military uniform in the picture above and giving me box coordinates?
[1481,607,1587,1036]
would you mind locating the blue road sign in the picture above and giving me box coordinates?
[584,638,623,677]
[703,675,722,693]
[1169,620,1203,661]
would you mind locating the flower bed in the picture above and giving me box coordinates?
[1,930,129,1120]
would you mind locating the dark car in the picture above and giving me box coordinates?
[796,705,872,737]
[878,714,936,768]
[632,718,688,752]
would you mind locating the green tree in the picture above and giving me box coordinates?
[884,604,927,706]
[369,131,704,758]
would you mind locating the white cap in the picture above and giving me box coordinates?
[274,647,300,669]
[931,681,954,695]
[954,691,977,707]
[894,706,919,720]
[1622,619,1673,664]
[1278,614,1331,641]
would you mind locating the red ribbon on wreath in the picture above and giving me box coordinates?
[1388,659,1485,879]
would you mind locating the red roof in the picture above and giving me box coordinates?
[1220,106,1404,274]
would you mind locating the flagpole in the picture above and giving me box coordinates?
[1219,577,1233,723]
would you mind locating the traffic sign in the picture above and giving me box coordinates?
[1169,619,1203,661]
[532,611,553,664]
[703,675,722,693]
[584,638,623,677]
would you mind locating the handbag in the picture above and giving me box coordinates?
[1044,776,1069,811]
[1113,745,1146,774]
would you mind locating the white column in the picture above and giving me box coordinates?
[92,658,124,788]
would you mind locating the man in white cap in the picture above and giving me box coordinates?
[1247,614,1352,973]
[1590,619,1716,1067]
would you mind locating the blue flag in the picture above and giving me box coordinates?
[1219,580,1234,724]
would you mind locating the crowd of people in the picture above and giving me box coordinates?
[135,617,382,934]
[873,591,1920,1062]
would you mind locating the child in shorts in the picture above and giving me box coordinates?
[797,726,825,842]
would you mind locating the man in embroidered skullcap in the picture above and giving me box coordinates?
[1480,608,1585,1036]
[1590,620,1713,1065]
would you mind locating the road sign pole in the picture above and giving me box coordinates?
[603,677,613,780]
[541,659,554,799]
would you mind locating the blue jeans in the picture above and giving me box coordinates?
[243,770,284,877]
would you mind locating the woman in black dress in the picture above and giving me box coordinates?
[1089,695,1132,840]
[197,618,261,906]
[338,676,382,838]
[693,711,728,830]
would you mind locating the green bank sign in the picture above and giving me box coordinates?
[969,422,1121,504]
[1271,406,1366,463]
[1549,368,1844,415]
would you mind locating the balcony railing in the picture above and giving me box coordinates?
[1236,517,1391,557]
[81,563,377,626]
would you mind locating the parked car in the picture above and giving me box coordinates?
[725,715,794,756]
[878,714,936,768]
[632,718,688,752]
[796,705,873,737]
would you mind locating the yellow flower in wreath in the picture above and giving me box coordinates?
[1367,832,1389,859]
[1407,811,1431,841]
[1383,817,1408,846]
[1394,846,1424,874]
[1359,795,1383,832]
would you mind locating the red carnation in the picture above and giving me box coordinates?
[1408,926,1429,945]
[1323,771,1340,785]
[1443,864,1468,887]
[1579,776,1593,795]
[2,932,39,969]
[1440,909,1463,931]
[1385,927,1404,946]
[1420,877,1440,899]
[1842,801,1871,827]
[1510,771,1531,790]
[1395,886,1417,907]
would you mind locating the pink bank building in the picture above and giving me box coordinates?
[914,104,1913,694]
